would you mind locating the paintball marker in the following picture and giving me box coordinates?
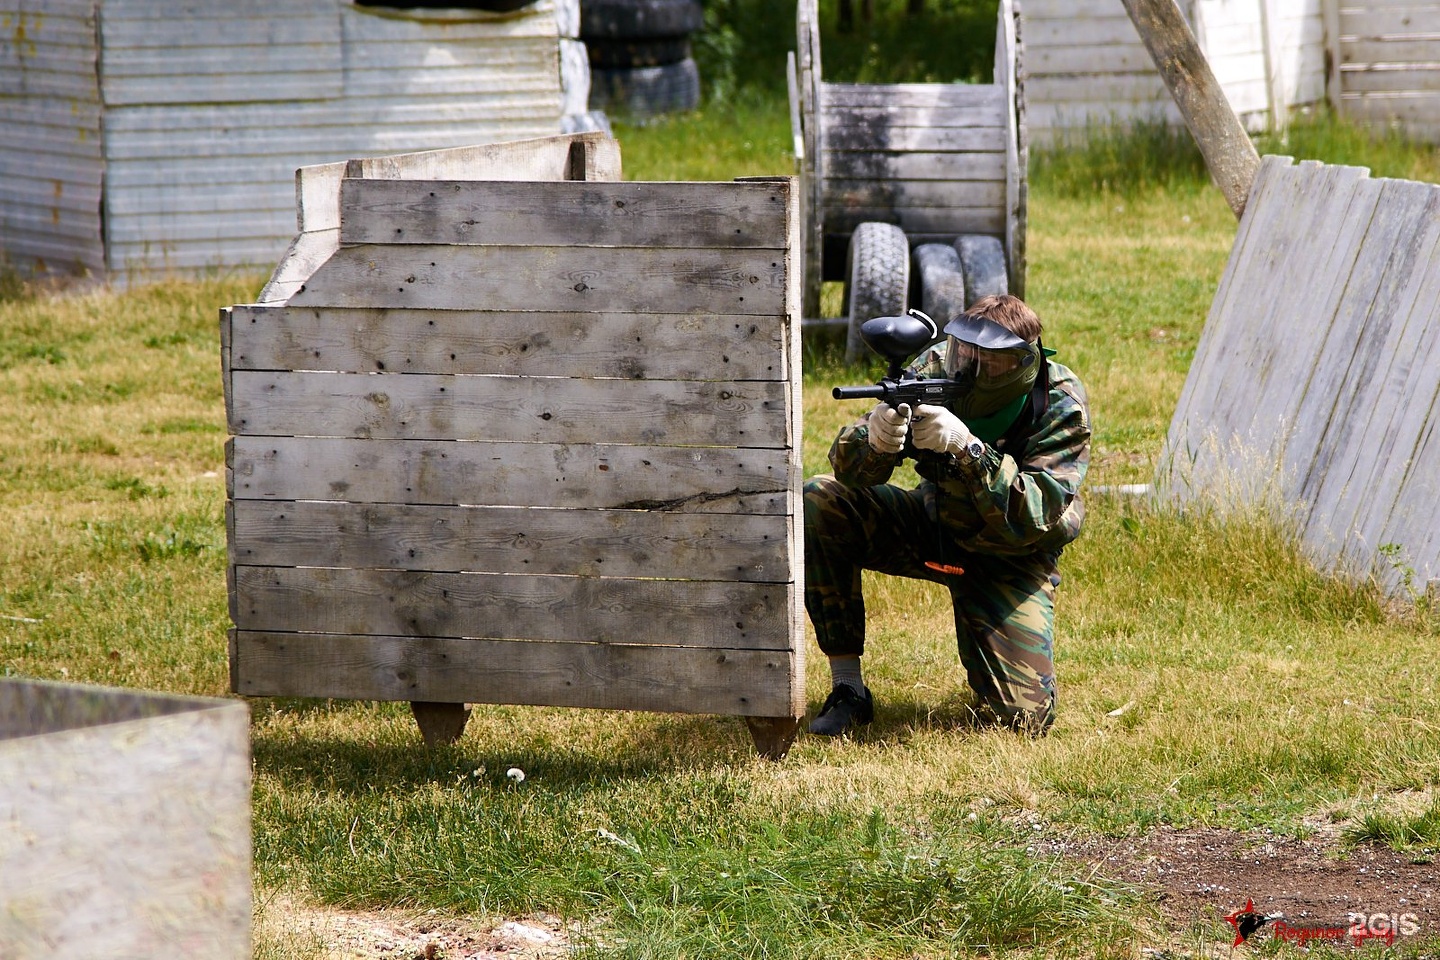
[832,309,964,413]
[831,309,969,577]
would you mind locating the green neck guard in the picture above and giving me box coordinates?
[966,394,1028,444]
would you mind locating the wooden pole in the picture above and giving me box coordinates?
[1119,0,1261,220]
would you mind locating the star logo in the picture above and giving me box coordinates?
[1225,898,1275,946]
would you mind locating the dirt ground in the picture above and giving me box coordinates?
[265,905,575,960]
[274,825,1437,959]
[1044,823,1439,954]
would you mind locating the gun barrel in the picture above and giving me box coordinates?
[832,385,886,400]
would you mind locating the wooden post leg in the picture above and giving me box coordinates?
[410,701,471,747]
[745,716,802,760]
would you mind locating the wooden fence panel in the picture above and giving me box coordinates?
[225,138,805,753]
[1163,156,1440,591]
[1336,0,1440,142]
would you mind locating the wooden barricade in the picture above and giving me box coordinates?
[1164,154,1440,594]
[223,134,806,758]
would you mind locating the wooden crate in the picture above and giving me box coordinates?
[223,133,806,757]
[0,677,251,957]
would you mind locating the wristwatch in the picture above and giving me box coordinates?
[961,437,985,462]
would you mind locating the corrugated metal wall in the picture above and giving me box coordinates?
[0,0,105,276]
[0,0,564,278]
[1022,0,1326,143]
[100,1,562,276]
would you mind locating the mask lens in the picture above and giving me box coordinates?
[946,338,1025,380]
[945,338,979,378]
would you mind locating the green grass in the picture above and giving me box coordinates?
[6,109,1440,958]
[692,0,1001,103]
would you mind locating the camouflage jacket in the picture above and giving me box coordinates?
[829,349,1091,557]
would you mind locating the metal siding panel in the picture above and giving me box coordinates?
[5,0,565,276]
[98,2,342,105]
[0,0,104,274]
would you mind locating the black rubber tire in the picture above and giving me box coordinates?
[954,234,1009,307]
[588,58,700,118]
[845,222,910,363]
[586,36,691,68]
[580,0,704,39]
[912,243,967,329]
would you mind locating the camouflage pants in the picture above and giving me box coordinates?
[804,474,1059,734]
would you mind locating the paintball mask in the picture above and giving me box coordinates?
[942,311,1042,421]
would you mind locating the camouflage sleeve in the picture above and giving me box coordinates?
[929,364,1090,555]
[828,413,901,488]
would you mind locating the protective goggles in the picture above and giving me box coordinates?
[941,313,1037,381]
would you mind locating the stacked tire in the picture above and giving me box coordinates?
[582,0,703,119]
[843,221,1010,362]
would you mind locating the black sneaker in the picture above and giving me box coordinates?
[808,684,874,737]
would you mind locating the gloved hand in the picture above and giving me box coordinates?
[867,402,910,455]
[910,404,976,455]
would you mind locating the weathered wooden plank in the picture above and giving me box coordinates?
[1024,72,1174,102]
[233,566,791,649]
[1344,37,1440,62]
[819,100,1008,129]
[1292,179,1440,545]
[1028,44,1160,73]
[240,567,794,650]
[339,179,789,248]
[821,124,1010,153]
[228,305,788,382]
[1022,0,1134,19]
[1199,161,1360,442]
[1317,192,1440,572]
[364,131,613,186]
[1377,389,1440,586]
[1342,91,1440,123]
[1023,15,1146,47]
[1243,165,1378,448]
[823,179,1007,210]
[230,632,799,717]
[228,370,789,447]
[821,206,1007,236]
[1212,163,1373,452]
[777,168,807,719]
[1341,65,1440,92]
[287,244,788,315]
[257,230,340,305]
[1341,7,1440,35]
[819,150,1007,182]
[229,500,792,581]
[229,436,793,512]
[1164,156,1302,474]
[821,82,1007,109]
[998,0,1025,299]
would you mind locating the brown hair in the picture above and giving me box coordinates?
[968,294,1042,343]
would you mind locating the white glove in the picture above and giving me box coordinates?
[910,404,975,455]
[866,402,911,455]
